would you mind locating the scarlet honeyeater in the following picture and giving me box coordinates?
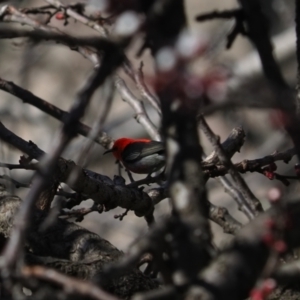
[104,138,165,174]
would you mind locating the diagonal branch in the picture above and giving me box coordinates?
[0,77,113,149]
[22,265,120,300]
[114,77,160,141]
[200,116,262,218]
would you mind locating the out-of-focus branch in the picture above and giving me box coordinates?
[46,0,161,115]
[0,162,37,170]
[22,265,120,300]
[295,0,300,115]
[45,0,162,133]
[153,3,215,288]
[195,200,300,300]
[237,0,300,163]
[0,5,99,64]
[0,4,161,142]
[76,196,300,300]
[1,39,125,271]
[272,259,300,285]
[0,77,114,149]
[75,78,114,168]
[196,9,242,22]
[0,174,30,188]
[100,219,173,286]
[0,194,158,298]
[147,186,242,235]
[238,0,288,89]
[202,25,297,116]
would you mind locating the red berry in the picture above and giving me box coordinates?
[250,289,263,300]
[264,219,275,229]
[55,12,65,20]
[273,240,287,253]
[262,278,276,295]
[263,169,275,180]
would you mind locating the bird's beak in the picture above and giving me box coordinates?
[103,149,114,155]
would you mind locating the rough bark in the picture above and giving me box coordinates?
[0,194,158,299]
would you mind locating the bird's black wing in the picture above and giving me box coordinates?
[122,141,165,162]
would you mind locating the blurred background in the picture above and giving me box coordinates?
[0,0,297,251]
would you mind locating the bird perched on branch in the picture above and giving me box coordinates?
[103,138,165,174]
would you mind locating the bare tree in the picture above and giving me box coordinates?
[0,0,299,300]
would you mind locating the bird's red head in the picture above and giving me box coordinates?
[104,138,151,160]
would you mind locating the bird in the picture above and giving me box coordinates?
[103,138,165,174]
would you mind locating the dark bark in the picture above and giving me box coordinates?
[0,195,158,299]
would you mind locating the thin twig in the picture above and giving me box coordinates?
[0,77,114,149]
[133,62,161,116]
[0,5,99,64]
[217,175,250,219]
[45,0,108,36]
[115,77,160,141]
